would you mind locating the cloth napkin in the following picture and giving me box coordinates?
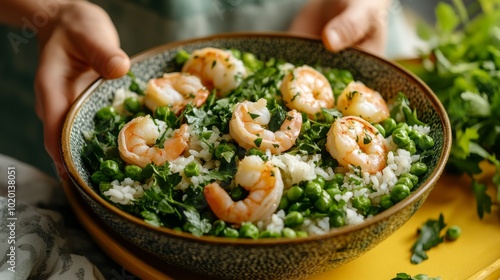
[0,154,121,279]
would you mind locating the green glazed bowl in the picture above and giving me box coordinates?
[62,33,452,280]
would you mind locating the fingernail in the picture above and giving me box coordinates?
[325,30,341,51]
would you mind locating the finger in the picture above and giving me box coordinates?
[321,4,385,54]
[62,2,130,79]
[288,0,325,35]
[35,40,98,179]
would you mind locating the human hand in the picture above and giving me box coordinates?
[35,1,130,178]
[289,0,391,55]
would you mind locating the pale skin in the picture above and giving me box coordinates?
[0,0,389,178]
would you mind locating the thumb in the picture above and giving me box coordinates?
[321,5,378,53]
[64,2,130,79]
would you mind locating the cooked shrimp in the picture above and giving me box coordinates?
[326,116,387,174]
[229,98,302,154]
[181,47,246,96]
[280,65,334,117]
[336,81,390,123]
[144,72,210,114]
[204,155,284,224]
[118,115,189,168]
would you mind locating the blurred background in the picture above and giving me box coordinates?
[0,0,474,178]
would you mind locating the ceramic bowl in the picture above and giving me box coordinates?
[62,33,452,280]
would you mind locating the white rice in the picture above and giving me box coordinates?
[104,178,148,205]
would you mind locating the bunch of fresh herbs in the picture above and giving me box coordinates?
[410,0,500,219]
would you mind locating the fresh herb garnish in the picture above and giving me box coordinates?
[410,0,500,218]
[410,214,446,264]
[392,273,441,280]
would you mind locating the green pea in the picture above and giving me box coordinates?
[381,118,397,135]
[284,211,304,227]
[184,161,200,177]
[124,165,143,181]
[175,49,191,65]
[445,225,461,241]
[314,190,333,213]
[100,160,120,177]
[396,122,410,132]
[410,162,428,176]
[390,184,411,203]
[282,227,297,238]
[326,187,341,198]
[392,127,410,147]
[352,195,372,215]
[134,111,147,118]
[114,171,126,182]
[91,170,110,184]
[239,223,259,239]
[288,201,310,213]
[379,194,394,209]
[242,52,262,71]
[154,105,171,121]
[278,196,289,211]
[408,129,423,142]
[222,227,239,238]
[373,123,386,137]
[367,205,381,216]
[314,176,326,188]
[230,48,242,59]
[96,106,117,121]
[418,135,435,150]
[396,176,414,190]
[124,97,141,113]
[401,173,419,186]
[287,185,304,203]
[230,185,246,201]
[259,230,281,238]
[210,220,226,236]
[99,181,112,193]
[296,231,308,238]
[403,140,417,155]
[329,210,345,228]
[325,180,340,190]
[334,173,344,184]
[305,181,322,201]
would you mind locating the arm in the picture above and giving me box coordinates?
[1,0,130,178]
[289,0,392,55]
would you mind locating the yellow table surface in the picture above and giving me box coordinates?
[64,167,500,280]
[313,166,500,280]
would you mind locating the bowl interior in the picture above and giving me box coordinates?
[62,33,451,242]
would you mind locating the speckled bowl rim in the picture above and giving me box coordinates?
[62,32,452,246]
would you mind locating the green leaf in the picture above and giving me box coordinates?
[472,180,492,219]
[416,20,435,41]
[455,127,479,159]
[183,208,212,237]
[451,0,469,24]
[141,210,162,227]
[268,101,287,132]
[435,2,460,34]
[392,273,441,280]
[410,214,446,264]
